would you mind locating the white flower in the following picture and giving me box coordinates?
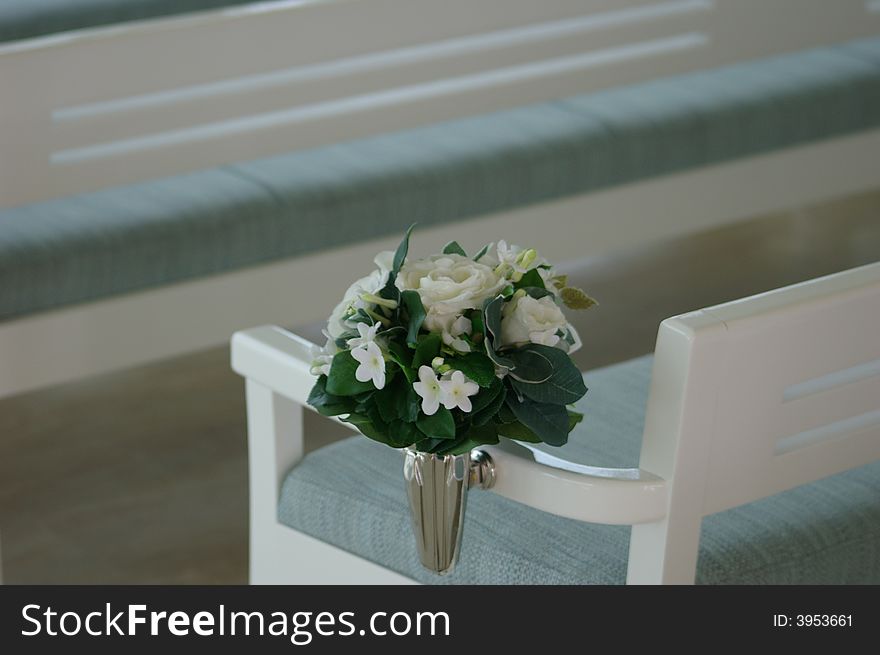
[397,253,505,334]
[538,266,559,293]
[412,365,444,416]
[326,251,394,338]
[499,240,540,272]
[351,342,386,389]
[496,239,521,270]
[442,315,472,353]
[439,370,480,412]
[373,250,394,274]
[309,337,338,376]
[346,322,380,350]
[480,241,545,281]
[500,294,569,348]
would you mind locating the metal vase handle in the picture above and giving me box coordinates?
[403,448,495,575]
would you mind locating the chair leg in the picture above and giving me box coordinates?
[245,379,304,584]
[626,511,702,584]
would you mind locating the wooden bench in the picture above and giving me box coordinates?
[232,262,880,583]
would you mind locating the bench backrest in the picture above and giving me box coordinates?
[2,0,879,209]
[642,262,880,518]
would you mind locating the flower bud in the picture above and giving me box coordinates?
[516,248,538,269]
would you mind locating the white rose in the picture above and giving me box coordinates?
[396,254,505,331]
[326,251,394,338]
[500,294,569,347]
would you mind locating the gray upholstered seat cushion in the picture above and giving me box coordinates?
[278,355,880,584]
[3,38,880,320]
[0,1,259,43]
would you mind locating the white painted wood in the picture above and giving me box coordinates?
[3,128,879,399]
[1,0,878,207]
[234,262,880,584]
[626,312,728,584]
[244,379,303,582]
[628,262,880,583]
[697,264,880,513]
[241,345,413,584]
[483,440,668,525]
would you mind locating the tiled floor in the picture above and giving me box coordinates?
[1,190,878,583]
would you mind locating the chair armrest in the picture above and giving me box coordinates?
[232,325,320,406]
[484,440,667,525]
[231,325,668,526]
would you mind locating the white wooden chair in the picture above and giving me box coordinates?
[232,261,880,584]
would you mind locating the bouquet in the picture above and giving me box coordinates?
[307,226,596,456]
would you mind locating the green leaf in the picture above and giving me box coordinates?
[469,377,502,415]
[447,351,495,388]
[496,419,541,443]
[402,389,421,424]
[472,382,506,426]
[504,396,570,446]
[500,405,582,441]
[325,351,375,396]
[434,423,499,456]
[333,328,359,350]
[521,286,555,300]
[400,290,426,347]
[470,311,485,338]
[387,419,421,448]
[497,402,518,424]
[509,344,586,405]
[340,412,392,445]
[515,268,545,290]
[374,375,421,424]
[415,437,448,453]
[386,340,415,382]
[374,382,401,424]
[350,309,375,326]
[392,224,415,277]
[484,295,504,338]
[373,375,421,423]
[412,333,441,369]
[485,342,514,369]
[306,377,357,417]
[442,240,467,257]
[560,286,598,310]
[505,346,553,383]
[416,406,456,440]
[482,295,513,368]
[378,223,415,301]
[473,243,491,262]
[378,282,401,305]
[568,409,584,432]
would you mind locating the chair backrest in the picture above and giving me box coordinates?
[641,262,880,518]
[2,0,878,208]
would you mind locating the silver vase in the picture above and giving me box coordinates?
[403,448,494,575]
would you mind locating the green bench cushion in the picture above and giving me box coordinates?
[0,1,258,43]
[2,38,880,320]
[277,355,880,584]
